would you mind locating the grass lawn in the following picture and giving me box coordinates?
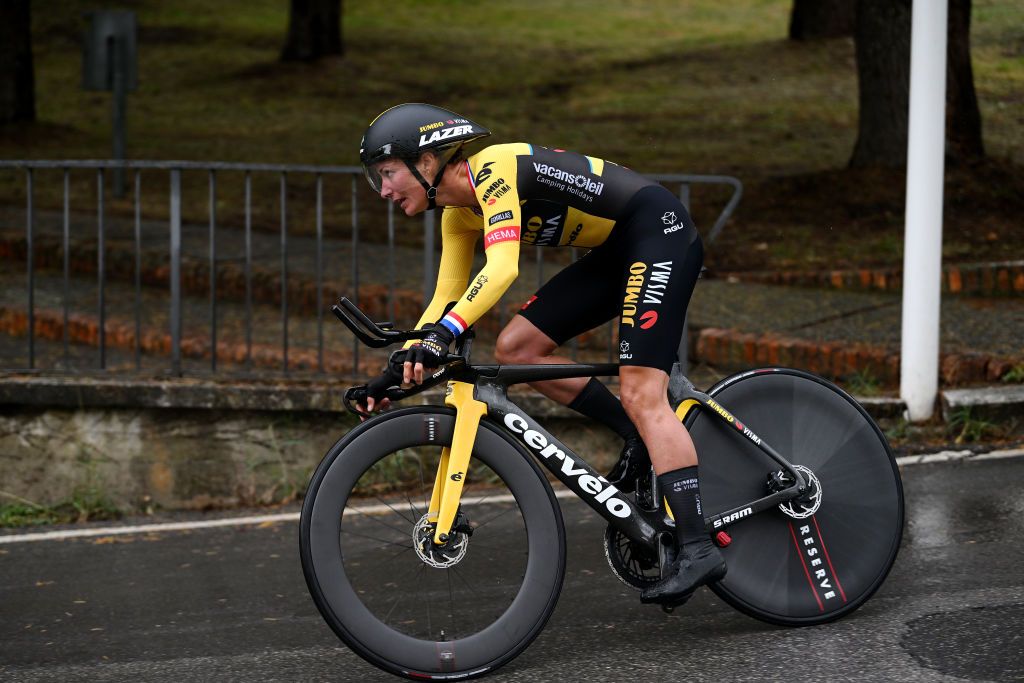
[1,0,1021,271]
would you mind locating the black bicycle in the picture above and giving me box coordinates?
[300,298,904,680]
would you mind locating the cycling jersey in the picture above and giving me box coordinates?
[412,142,703,373]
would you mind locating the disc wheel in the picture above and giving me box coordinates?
[300,407,566,679]
[685,368,904,626]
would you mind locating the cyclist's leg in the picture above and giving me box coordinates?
[608,186,723,604]
[497,244,621,406]
[612,184,704,477]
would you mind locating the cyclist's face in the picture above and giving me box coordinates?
[376,159,426,215]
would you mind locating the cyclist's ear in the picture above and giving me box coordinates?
[417,151,440,177]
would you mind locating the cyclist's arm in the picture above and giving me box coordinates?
[434,162,523,338]
[404,209,479,348]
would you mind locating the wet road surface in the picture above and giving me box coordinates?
[1,456,1022,682]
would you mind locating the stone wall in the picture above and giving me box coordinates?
[0,375,621,512]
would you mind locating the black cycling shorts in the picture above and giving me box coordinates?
[518,184,703,374]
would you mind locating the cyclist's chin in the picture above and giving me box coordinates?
[398,197,424,216]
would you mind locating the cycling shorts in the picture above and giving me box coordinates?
[518,184,703,374]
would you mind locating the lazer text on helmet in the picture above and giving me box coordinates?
[419,125,474,147]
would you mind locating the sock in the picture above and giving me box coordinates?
[659,466,706,545]
[567,377,638,441]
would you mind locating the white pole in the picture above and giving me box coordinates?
[901,0,949,421]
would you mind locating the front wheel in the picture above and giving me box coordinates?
[686,368,904,626]
[300,407,566,680]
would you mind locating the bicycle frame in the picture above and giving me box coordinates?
[426,363,809,552]
[331,297,808,552]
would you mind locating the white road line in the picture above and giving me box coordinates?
[0,490,578,545]
[2,448,1021,546]
[894,446,1024,466]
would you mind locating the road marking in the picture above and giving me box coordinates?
[0,490,577,545]
[894,446,1024,466]
[2,448,1021,546]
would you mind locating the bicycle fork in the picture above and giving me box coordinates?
[426,381,488,545]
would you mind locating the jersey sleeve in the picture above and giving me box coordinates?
[405,208,479,348]
[435,148,523,337]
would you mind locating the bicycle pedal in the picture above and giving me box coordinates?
[714,531,732,547]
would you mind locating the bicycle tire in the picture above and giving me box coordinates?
[300,406,566,680]
[685,368,904,626]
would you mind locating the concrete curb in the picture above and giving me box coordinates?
[1,374,1020,427]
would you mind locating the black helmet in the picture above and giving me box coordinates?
[359,103,490,209]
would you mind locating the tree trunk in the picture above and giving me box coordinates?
[850,0,985,168]
[945,0,984,162]
[789,0,855,40]
[849,0,914,168]
[281,0,343,62]
[0,0,36,124]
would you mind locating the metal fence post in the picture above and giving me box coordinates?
[62,169,70,364]
[281,172,289,374]
[209,170,217,372]
[169,168,182,376]
[423,209,435,307]
[315,174,324,373]
[351,175,359,373]
[97,169,106,369]
[678,182,692,374]
[26,169,34,369]
[133,170,142,369]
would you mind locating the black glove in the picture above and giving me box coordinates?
[405,323,455,370]
[350,366,403,409]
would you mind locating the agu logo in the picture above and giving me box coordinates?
[639,310,658,329]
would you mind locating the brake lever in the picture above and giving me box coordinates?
[342,386,374,419]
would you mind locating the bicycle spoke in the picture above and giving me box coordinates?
[375,495,416,524]
[378,555,429,626]
[341,528,413,550]
[472,505,518,530]
[346,507,415,538]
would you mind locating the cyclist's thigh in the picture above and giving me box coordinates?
[517,246,622,346]
[616,185,704,374]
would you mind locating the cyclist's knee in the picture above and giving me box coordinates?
[618,368,670,422]
[495,317,557,363]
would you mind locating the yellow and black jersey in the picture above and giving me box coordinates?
[416,143,657,339]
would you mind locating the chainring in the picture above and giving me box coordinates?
[603,524,662,591]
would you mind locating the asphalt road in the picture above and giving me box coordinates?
[1,456,1022,683]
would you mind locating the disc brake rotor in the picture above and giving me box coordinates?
[413,513,470,568]
[778,464,823,519]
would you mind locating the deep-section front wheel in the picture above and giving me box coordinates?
[300,407,566,680]
[685,368,904,626]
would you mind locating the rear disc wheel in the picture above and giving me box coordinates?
[686,368,904,626]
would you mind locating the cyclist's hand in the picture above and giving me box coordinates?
[404,324,455,384]
[354,368,401,420]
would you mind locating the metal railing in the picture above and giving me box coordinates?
[0,159,741,378]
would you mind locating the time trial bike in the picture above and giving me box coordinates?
[299,298,904,680]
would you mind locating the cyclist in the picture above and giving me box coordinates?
[358,102,724,606]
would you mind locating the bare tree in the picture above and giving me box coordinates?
[0,0,35,124]
[850,0,984,167]
[789,0,855,40]
[281,0,343,62]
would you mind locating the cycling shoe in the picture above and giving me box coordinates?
[640,538,727,607]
